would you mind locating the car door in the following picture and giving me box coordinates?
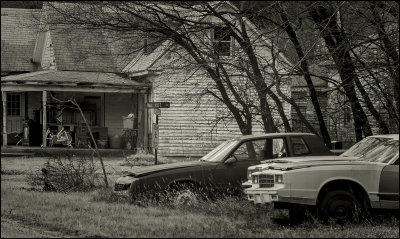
[209,137,288,191]
[379,158,399,209]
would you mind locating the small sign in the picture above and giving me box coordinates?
[154,108,161,116]
[146,102,170,108]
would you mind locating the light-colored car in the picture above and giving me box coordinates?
[243,134,399,222]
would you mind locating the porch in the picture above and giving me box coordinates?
[1,145,136,157]
[1,70,152,151]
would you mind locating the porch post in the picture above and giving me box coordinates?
[42,91,47,147]
[2,91,7,147]
[143,94,149,150]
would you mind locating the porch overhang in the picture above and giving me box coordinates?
[1,70,151,93]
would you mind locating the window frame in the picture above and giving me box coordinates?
[212,26,233,57]
[7,93,21,116]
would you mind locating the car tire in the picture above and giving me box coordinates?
[170,183,202,206]
[319,190,360,224]
[173,189,199,206]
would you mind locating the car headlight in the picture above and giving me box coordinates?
[252,175,258,184]
[275,174,283,184]
[247,170,253,180]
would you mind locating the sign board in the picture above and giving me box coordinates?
[146,102,170,108]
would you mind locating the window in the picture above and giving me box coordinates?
[213,26,233,56]
[291,137,311,156]
[7,94,21,116]
[232,138,288,161]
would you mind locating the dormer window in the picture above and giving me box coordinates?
[213,26,233,57]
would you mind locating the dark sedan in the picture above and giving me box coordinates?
[115,133,333,202]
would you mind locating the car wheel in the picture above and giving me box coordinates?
[173,189,199,206]
[319,190,360,224]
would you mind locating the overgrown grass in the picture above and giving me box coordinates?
[2,182,397,238]
[120,150,171,166]
[2,156,399,237]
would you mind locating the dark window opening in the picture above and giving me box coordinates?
[213,26,232,56]
[7,94,21,116]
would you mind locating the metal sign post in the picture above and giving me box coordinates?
[147,102,169,165]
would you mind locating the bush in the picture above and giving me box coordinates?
[27,154,101,192]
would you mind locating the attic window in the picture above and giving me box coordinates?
[213,26,233,57]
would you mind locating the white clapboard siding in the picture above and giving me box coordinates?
[151,66,291,157]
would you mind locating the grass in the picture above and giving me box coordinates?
[1,156,399,238]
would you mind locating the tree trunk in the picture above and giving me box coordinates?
[353,78,389,134]
[370,2,400,118]
[278,3,331,147]
[309,4,372,141]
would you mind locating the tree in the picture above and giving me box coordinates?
[41,1,297,137]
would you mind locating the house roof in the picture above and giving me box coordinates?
[1,8,41,73]
[122,41,172,74]
[44,3,142,73]
[1,70,150,92]
[123,2,296,76]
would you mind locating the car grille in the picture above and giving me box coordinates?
[114,183,129,191]
[259,175,274,188]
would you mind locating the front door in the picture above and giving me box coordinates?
[6,93,25,138]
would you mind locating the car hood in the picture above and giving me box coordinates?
[126,160,210,177]
[266,159,377,171]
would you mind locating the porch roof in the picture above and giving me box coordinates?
[1,70,150,93]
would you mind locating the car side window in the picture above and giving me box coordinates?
[272,138,287,158]
[292,137,311,156]
[232,138,288,161]
[232,139,265,161]
[392,158,399,165]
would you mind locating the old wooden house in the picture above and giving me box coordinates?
[1,3,294,157]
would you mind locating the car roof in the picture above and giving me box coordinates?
[367,134,399,140]
[234,132,317,141]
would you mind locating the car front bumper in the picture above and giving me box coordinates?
[245,188,280,204]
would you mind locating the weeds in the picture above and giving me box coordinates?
[26,154,101,192]
[120,149,169,167]
[1,169,26,175]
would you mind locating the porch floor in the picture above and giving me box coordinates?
[1,145,137,158]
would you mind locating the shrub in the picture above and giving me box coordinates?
[27,154,101,192]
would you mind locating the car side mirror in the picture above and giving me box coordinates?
[224,156,237,164]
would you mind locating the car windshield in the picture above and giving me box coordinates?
[200,140,238,162]
[361,139,399,163]
[341,137,392,158]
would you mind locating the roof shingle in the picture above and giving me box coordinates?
[1,8,41,72]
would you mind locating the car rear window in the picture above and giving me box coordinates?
[291,137,311,156]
